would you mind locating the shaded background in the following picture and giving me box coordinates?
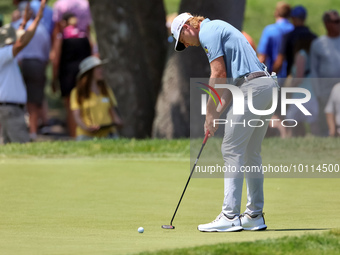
[1,0,339,138]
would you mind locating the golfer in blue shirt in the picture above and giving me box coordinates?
[171,13,278,232]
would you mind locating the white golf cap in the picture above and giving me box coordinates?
[77,56,108,79]
[171,12,193,52]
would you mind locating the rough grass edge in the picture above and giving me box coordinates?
[1,137,339,159]
[136,229,340,255]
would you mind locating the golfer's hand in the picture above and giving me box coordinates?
[204,112,219,137]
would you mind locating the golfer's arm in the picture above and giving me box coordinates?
[207,57,231,116]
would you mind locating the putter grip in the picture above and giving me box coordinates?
[203,130,210,144]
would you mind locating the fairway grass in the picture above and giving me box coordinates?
[0,138,339,254]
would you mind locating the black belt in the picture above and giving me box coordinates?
[0,102,25,109]
[235,71,268,87]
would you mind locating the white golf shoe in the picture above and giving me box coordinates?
[240,213,267,231]
[197,212,243,232]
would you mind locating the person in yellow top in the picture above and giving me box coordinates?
[70,56,123,140]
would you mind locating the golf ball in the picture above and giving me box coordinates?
[138,227,144,233]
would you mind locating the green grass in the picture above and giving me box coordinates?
[164,0,180,14]
[191,137,340,178]
[1,1,340,254]
[139,230,340,255]
[243,0,340,44]
[0,138,340,254]
[193,136,340,162]
[1,136,339,160]
[162,0,340,44]
[0,138,190,158]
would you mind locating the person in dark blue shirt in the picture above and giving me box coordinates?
[273,5,317,76]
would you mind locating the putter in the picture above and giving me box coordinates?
[162,130,210,229]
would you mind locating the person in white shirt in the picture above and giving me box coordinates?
[0,0,46,144]
[325,83,340,137]
[310,10,340,136]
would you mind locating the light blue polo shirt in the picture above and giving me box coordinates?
[199,18,264,83]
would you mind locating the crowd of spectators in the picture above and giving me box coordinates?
[1,0,340,144]
[256,1,340,138]
[0,0,122,144]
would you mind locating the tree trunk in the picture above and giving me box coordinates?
[89,0,168,138]
[152,0,246,138]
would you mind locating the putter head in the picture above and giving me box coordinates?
[161,225,175,229]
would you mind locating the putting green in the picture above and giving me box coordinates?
[0,157,339,255]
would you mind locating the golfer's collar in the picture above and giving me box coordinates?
[200,18,211,28]
[199,18,211,45]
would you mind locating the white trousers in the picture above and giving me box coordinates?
[221,77,278,218]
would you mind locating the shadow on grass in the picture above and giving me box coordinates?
[193,228,331,234]
[268,228,330,231]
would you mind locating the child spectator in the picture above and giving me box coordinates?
[70,56,123,141]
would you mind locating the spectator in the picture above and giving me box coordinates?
[11,1,28,22]
[12,0,24,6]
[325,83,340,137]
[258,2,293,138]
[17,1,30,14]
[257,1,293,78]
[52,0,92,37]
[310,10,340,136]
[286,37,319,137]
[0,16,2,143]
[11,10,21,22]
[30,0,54,37]
[0,1,46,144]
[70,56,123,141]
[51,0,92,137]
[61,12,86,39]
[12,6,51,141]
[273,5,317,76]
